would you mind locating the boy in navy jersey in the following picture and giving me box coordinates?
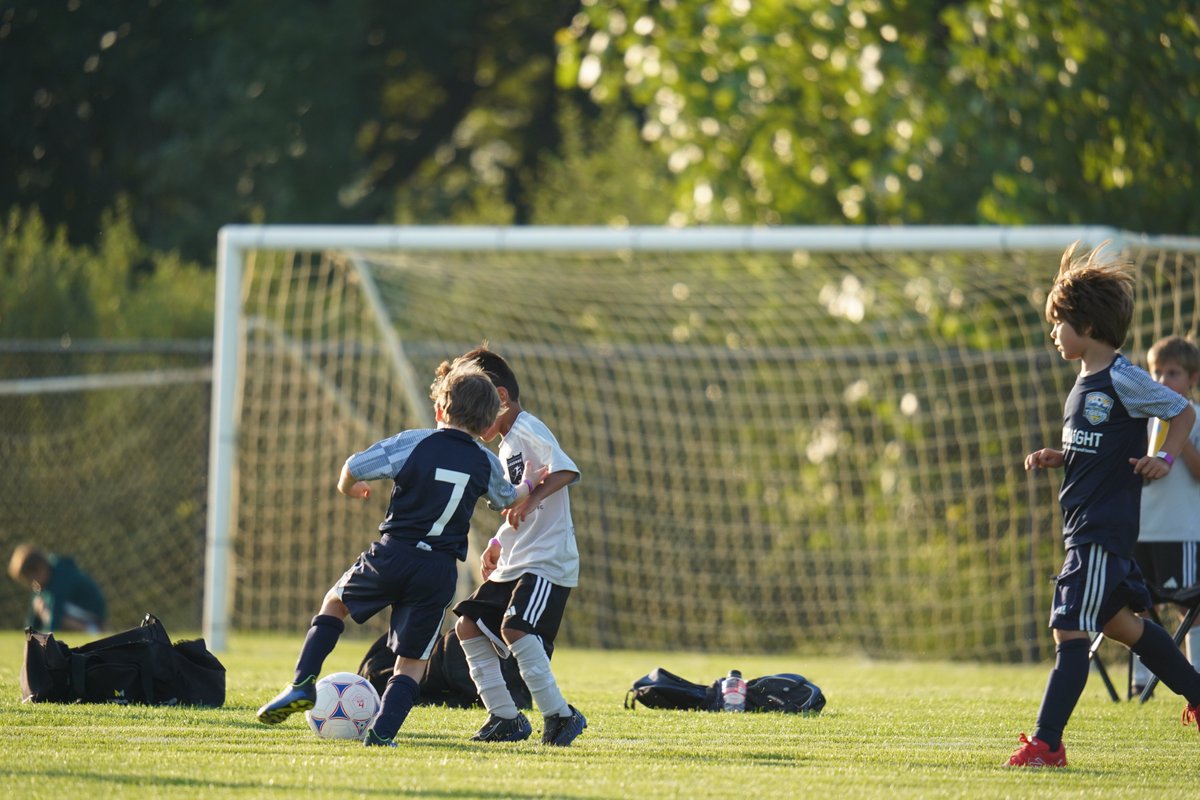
[256,361,543,747]
[1010,242,1200,767]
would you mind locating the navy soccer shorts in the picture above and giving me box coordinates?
[333,539,457,660]
[1050,543,1153,632]
[1134,541,1199,596]
[452,573,571,654]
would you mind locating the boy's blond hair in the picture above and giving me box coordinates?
[1045,241,1135,349]
[1147,335,1200,378]
[8,543,48,583]
[430,360,500,436]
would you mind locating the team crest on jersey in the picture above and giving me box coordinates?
[1083,392,1114,425]
[506,452,525,483]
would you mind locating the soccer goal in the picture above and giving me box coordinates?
[206,226,1200,660]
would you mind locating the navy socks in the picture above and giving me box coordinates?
[1032,621,1200,751]
[1131,619,1200,707]
[293,614,345,685]
[1033,638,1090,751]
[370,674,421,740]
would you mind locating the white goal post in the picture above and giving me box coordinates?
[206,225,1200,658]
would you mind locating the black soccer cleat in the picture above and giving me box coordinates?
[471,711,533,742]
[256,681,316,725]
[363,728,398,748]
[541,705,587,746]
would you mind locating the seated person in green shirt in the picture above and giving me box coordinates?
[8,544,107,633]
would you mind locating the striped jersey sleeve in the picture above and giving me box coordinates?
[481,444,520,509]
[1111,356,1189,420]
[345,429,435,481]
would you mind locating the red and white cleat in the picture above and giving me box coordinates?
[1005,733,1067,767]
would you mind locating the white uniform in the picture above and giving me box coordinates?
[1139,400,1200,543]
[489,411,580,587]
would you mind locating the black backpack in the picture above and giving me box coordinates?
[20,613,225,706]
[357,630,535,709]
[626,667,825,714]
[746,673,826,714]
[624,668,721,711]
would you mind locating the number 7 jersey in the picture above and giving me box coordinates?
[346,427,518,560]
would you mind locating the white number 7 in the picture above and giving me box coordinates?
[427,468,470,537]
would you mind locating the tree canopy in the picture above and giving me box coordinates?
[2,0,1197,271]
[557,0,1200,231]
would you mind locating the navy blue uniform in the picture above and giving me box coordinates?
[1059,355,1188,558]
[351,428,517,560]
[1050,355,1188,631]
[334,428,518,657]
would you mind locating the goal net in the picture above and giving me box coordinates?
[208,227,1200,661]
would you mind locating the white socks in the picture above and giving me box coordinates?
[510,634,570,719]
[1131,653,1153,690]
[1188,628,1200,671]
[461,635,518,719]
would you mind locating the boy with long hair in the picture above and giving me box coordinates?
[1012,242,1200,767]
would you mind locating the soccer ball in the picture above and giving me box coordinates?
[304,672,381,740]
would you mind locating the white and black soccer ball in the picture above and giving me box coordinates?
[304,672,381,740]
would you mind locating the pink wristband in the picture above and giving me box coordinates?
[488,537,502,549]
[1156,450,1175,467]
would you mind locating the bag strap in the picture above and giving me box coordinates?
[67,653,90,702]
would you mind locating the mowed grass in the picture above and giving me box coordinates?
[0,631,1197,799]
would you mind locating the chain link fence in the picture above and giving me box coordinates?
[0,340,211,634]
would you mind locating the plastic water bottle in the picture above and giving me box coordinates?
[721,669,747,712]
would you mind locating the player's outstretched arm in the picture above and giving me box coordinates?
[1131,402,1197,480]
[484,458,549,510]
[337,461,371,499]
[480,538,501,582]
[505,469,578,530]
[1024,448,1064,471]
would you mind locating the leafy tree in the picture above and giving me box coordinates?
[1,1,580,261]
[0,205,211,340]
[528,104,679,226]
[557,0,1200,232]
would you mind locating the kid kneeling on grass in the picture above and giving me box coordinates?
[256,360,543,747]
[1012,242,1200,768]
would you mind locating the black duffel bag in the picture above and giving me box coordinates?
[358,630,534,710]
[20,613,225,706]
[625,667,825,714]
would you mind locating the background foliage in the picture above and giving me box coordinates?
[3,0,1197,270]
[1,1,1197,650]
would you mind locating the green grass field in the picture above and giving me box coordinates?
[1,631,1197,799]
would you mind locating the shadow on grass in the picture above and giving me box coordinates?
[2,767,605,799]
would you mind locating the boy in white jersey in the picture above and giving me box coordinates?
[1131,336,1200,691]
[446,345,586,746]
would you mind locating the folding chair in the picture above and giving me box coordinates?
[1088,633,1122,703]
[1137,583,1200,703]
